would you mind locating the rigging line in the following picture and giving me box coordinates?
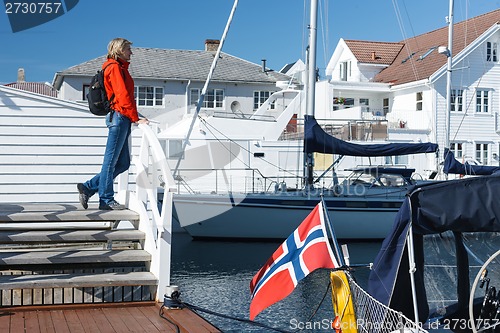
[449,61,487,144]
[181,301,293,333]
[302,0,308,64]
[391,0,419,81]
[305,279,331,324]
[198,117,303,178]
[448,1,495,146]
[317,0,328,74]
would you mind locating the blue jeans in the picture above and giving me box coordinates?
[83,111,131,206]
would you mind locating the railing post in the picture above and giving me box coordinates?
[127,124,176,302]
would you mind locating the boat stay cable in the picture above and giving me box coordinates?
[172,0,239,178]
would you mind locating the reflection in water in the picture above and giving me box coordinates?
[170,233,380,332]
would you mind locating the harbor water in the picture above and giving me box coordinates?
[170,233,382,332]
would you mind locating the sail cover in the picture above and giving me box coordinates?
[367,175,500,322]
[443,148,500,175]
[304,115,438,156]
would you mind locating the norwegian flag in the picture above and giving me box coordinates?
[249,202,339,320]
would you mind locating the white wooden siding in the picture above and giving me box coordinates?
[0,87,140,204]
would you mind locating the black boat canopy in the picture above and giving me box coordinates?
[367,175,500,323]
[304,115,438,156]
[443,148,500,176]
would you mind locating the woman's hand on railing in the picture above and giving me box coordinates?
[136,118,149,125]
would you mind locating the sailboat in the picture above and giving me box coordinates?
[364,174,500,332]
[169,0,439,240]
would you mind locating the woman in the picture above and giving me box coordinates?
[78,38,148,210]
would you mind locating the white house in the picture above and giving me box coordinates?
[319,9,500,175]
[52,40,296,128]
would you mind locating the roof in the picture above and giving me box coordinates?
[373,9,500,85]
[4,81,58,97]
[344,40,404,65]
[54,48,292,88]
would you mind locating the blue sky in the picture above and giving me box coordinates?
[0,0,498,84]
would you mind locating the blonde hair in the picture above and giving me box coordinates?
[107,38,133,60]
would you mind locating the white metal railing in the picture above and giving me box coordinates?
[117,123,176,302]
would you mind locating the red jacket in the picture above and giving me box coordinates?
[102,58,139,123]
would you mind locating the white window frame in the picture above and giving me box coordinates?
[135,86,164,107]
[360,98,370,113]
[416,92,423,111]
[450,142,463,159]
[253,91,275,110]
[82,85,90,101]
[190,88,224,109]
[383,98,389,116]
[486,42,498,62]
[450,89,463,112]
[475,143,489,165]
[339,61,349,81]
[475,89,490,113]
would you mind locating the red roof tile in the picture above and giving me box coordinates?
[344,40,404,65]
[372,9,500,85]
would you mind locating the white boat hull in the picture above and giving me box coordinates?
[173,191,405,240]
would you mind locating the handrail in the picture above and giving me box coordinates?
[117,123,176,303]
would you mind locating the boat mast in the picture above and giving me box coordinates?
[444,0,454,151]
[305,0,318,189]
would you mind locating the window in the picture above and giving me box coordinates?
[476,89,489,113]
[253,91,275,110]
[360,98,370,112]
[340,61,349,81]
[167,140,184,159]
[385,155,408,165]
[487,42,498,62]
[190,88,224,109]
[450,89,463,112]
[82,85,89,101]
[343,98,354,108]
[333,97,354,111]
[476,143,489,165]
[135,86,163,106]
[383,98,389,116]
[416,92,423,111]
[450,142,463,159]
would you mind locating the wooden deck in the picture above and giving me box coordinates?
[0,302,221,333]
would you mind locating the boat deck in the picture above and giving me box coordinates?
[0,302,220,333]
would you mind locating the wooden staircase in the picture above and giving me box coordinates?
[0,203,158,307]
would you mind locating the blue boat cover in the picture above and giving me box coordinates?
[443,148,500,175]
[367,175,500,323]
[304,115,438,156]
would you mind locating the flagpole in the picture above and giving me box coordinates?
[320,197,345,267]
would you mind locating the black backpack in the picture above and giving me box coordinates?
[87,63,116,116]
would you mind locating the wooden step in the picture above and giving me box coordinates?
[0,230,145,244]
[0,249,151,266]
[0,271,157,290]
[0,203,139,223]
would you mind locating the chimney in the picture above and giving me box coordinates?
[205,39,220,52]
[261,59,267,72]
[371,52,376,61]
[17,68,25,82]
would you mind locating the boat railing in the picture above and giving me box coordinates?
[117,123,176,302]
[346,272,429,333]
[172,165,416,198]
[279,117,389,141]
[172,167,309,194]
[211,111,277,122]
